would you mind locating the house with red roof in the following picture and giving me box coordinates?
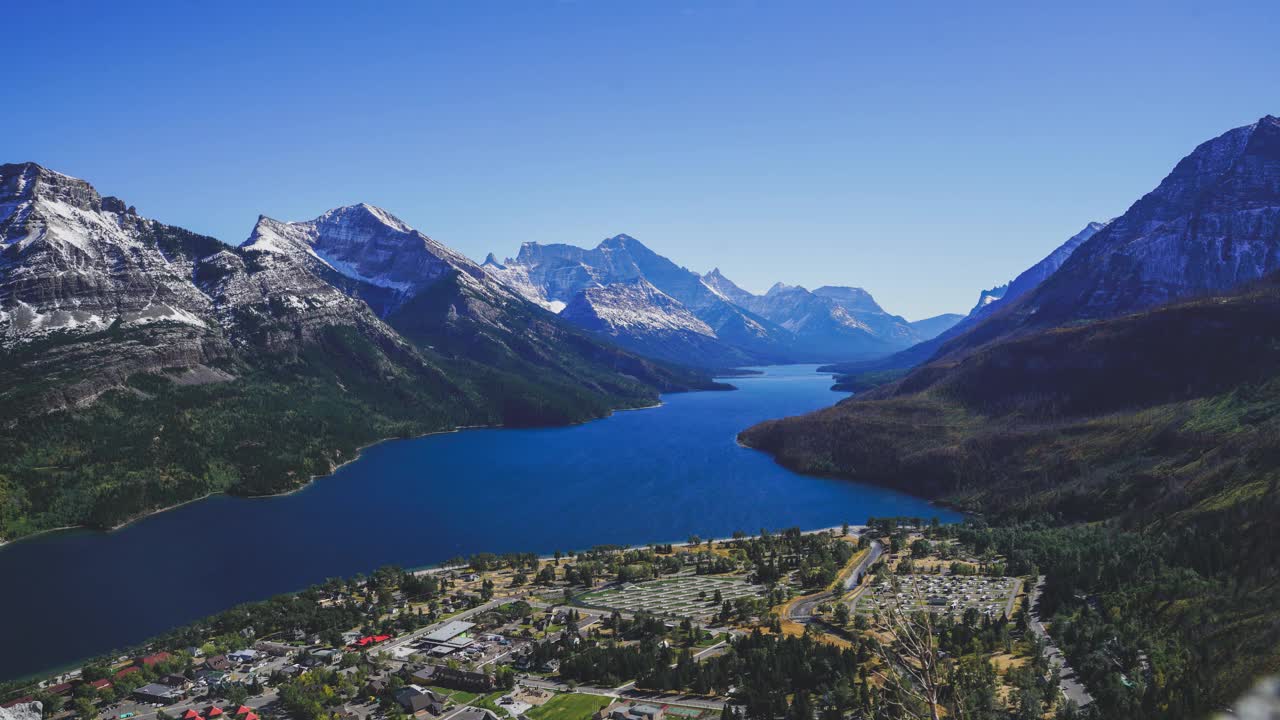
[350,634,393,649]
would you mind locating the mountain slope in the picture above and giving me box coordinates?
[980,221,1106,315]
[933,115,1280,361]
[0,163,216,343]
[817,220,1109,382]
[742,273,1280,517]
[556,279,760,367]
[907,313,964,340]
[740,275,1280,715]
[0,165,723,541]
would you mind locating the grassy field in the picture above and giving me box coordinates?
[423,686,479,704]
[525,693,611,720]
[471,691,510,716]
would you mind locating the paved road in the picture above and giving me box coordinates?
[844,539,884,591]
[1003,578,1023,620]
[1028,576,1094,708]
[789,539,883,623]
[517,677,725,711]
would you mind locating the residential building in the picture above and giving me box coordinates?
[409,665,495,693]
[393,686,446,716]
[228,650,259,665]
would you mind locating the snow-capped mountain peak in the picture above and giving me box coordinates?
[241,204,486,309]
[0,162,217,342]
[562,278,715,337]
[486,232,931,366]
[700,267,756,306]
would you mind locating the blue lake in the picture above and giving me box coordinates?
[0,364,958,682]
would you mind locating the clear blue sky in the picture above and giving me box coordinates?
[4,1,1277,319]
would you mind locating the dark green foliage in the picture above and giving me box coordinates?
[0,326,484,538]
[830,367,909,393]
[557,630,872,718]
[0,285,724,539]
[741,275,1280,718]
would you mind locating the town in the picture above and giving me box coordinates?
[1,521,1092,720]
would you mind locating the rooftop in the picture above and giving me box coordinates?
[423,620,475,643]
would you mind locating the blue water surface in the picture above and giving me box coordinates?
[0,365,957,681]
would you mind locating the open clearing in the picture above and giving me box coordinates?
[526,693,611,720]
[579,575,766,621]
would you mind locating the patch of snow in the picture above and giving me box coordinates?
[309,246,415,292]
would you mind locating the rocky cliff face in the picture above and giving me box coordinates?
[240,204,484,316]
[701,267,756,306]
[0,164,410,361]
[557,278,758,367]
[480,253,563,312]
[560,278,714,337]
[945,115,1280,356]
[0,164,240,410]
[969,284,1008,315]
[0,163,217,342]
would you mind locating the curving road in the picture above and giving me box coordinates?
[789,539,883,623]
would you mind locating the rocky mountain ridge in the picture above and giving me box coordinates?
[932,114,1280,361]
[484,234,957,367]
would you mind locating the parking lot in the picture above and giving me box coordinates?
[854,575,1020,619]
[578,575,767,621]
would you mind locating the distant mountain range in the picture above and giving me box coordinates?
[482,234,961,368]
[819,219,1110,380]
[0,163,723,540]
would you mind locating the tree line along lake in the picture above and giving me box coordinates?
[0,364,958,682]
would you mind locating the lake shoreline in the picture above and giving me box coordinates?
[0,399,672,552]
[0,364,959,684]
